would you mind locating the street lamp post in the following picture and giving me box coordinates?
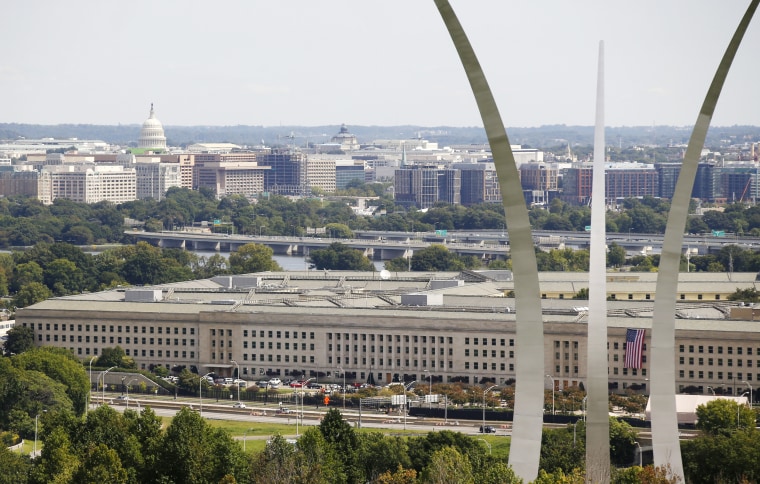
[88,356,96,410]
[101,366,117,405]
[231,360,241,404]
[739,392,749,427]
[482,384,498,432]
[743,380,753,408]
[708,386,716,396]
[125,378,138,409]
[200,372,212,417]
[402,379,416,431]
[634,441,642,467]
[423,369,432,409]
[545,375,555,416]
[33,413,39,456]
[337,366,346,411]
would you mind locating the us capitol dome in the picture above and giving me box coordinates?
[138,103,167,150]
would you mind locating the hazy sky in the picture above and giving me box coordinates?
[2,1,758,128]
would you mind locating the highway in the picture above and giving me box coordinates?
[126,228,760,259]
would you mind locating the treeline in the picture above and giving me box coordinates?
[5,187,760,249]
[0,240,281,310]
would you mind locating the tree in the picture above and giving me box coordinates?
[608,418,637,466]
[228,243,282,274]
[29,426,80,484]
[13,281,52,308]
[325,223,354,239]
[0,445,31,484]
[12,347,89,416]
[158,406,248,484]
[308,242,375,271]
[607,242,627,267]
[411,245,464,271]
[475,461,522,484]
[358,432,411,482]
[572,288,589,300]
[319,408,361,482]
[540,424,585,475]
[71,443,129,484]
[696,398,755,435]
[3,325,34,356]
[420,446,474,484]
[95,346,133,369]
[727,287,760,302]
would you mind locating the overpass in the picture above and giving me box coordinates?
[124,230,510,261]
[124,229,760,261]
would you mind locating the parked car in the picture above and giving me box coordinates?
[267,378,282,388]
[479,425,496,434]
[224,378,234,384]
[289,380,306,388]
[232,402,247,409]
[257,380,270,388]
[277,407,292,414]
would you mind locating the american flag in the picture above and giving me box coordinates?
[624,328,646,369]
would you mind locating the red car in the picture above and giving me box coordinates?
[289,380,306,388]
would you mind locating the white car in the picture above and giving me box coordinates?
[267,378,282,388]
[232,402,247,409]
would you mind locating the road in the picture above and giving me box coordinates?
[96,392,508,438]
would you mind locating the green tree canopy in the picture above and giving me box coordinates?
[3,325,34,356]
[12,347,89,416]
[228,243,282,274]
[308,242,375,271]
[696,398,755,435]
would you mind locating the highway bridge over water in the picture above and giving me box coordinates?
[125,229,760,262]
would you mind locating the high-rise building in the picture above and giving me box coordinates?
[455,161,501,205]
[394,165,461,208]
[258,150,309,196]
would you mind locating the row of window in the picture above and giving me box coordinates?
[243,342,313,351]
[237,329,316,340]
[329,333,456,344]
[679,357,756,367]
[464,337,514,346]
[679,344,755,355]
[547,294,722,300]
[679,370,756,381]
[38,334,194,346]
[329,344,455,355]
[35,322,194,335]
[465,362,513,371]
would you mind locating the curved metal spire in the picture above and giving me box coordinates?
[586,40,611,483]
[650,1,758,480]
[434,1,544,480]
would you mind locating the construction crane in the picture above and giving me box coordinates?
[739,176,752,203]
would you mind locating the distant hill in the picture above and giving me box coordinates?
[1,123,758,150]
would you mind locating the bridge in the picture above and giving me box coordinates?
[124,230,510,261]
[124,229,760,261]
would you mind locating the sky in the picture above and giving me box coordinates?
[2,1,759,128]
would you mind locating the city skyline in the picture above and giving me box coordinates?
[2,1,759,128]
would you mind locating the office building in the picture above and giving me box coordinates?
[394,165,461,208]
[17,270,760,395]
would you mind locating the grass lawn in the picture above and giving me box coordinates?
[194,418,511,457]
